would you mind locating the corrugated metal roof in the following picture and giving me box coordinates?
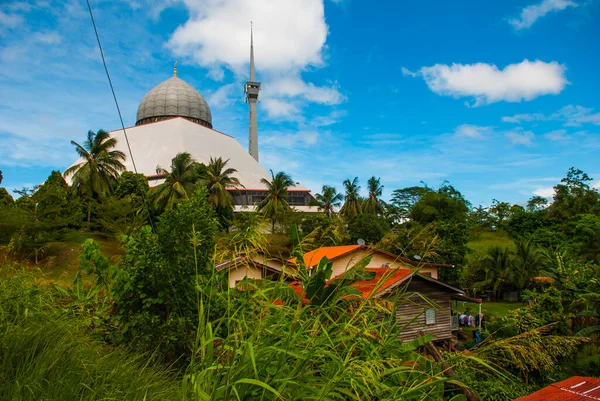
[516,376,600,400]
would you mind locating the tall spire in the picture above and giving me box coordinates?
[174,60,178,76]
[245,22,261,162]
[250,22,255,81]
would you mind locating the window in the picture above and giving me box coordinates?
[425,308,436,325]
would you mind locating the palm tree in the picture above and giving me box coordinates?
[312,185,343,217]
[475,247,516,300]
[199,157,242,209]
[258,170,294,232]
[340,177,361,218]
[364,176,384,215]
[148,152,199,213]
[64,129,126,223]
[513,240,547,288]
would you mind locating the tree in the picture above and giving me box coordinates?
[148,152,199,213]
[550,167,600,223]
[347,214,389,245]
[0,169,2,184]
[199,157,241,230]
[526,195,548,212]
[64,129,126,223]
[476,247,517,300]
[115,172,149,198]
[340,177,361,218]
[363,176,384,215]
[390,186,430,221]
[312,185,343,217]
[0,188,13,206]
[257,170,293,232]
[513,240,547,288]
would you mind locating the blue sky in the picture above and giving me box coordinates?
[1,0,599,206]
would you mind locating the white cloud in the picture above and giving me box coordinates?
[454,124,492,139]
[166,0,344,122]
[207,83,238,108]
[502,113,545,123]
[506,130,535,146]
[401,66,418,77]
[168,0,327,71]
[261,98,300,119]
[509,0,577,30]
[263,131,318,147]
[502,105,600,126]
[0,10,23,28]
[533,186,555,198]
[544,129,568,140]
[410,60,567,106]
[269,75,345,105]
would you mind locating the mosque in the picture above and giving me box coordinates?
[80,30,315,211]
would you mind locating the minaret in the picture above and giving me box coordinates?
[245,22,261,161]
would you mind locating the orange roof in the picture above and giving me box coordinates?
[288,245,361,267]
[288,267,413,302]
[352,268,413,297]
[516,376,600,400]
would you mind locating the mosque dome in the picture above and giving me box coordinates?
[135,74,212,128]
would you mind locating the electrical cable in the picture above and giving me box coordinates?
[85,0,187,324]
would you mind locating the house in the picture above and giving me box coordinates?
[288,245,480,342]
[215,253,292,288]
[288,245,452,279]
[515,376,600,400]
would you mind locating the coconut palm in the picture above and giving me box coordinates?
[340,177,361,218]
[199,157,242,209]
[475,246,517,300]
[364,176,384,215]
[312,185,344,217]
[513,240,548,288]
[148,152,199,213]
[64,129,126,223]
[258,170,294,232]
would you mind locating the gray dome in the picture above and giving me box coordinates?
[136,76,212,128]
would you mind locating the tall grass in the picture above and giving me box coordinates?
[0,273,180,401]
[183,276,471,400]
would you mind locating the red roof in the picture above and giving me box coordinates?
[516,376,600,400]
[288,245,453,269]
[288,267,414,301]
[288,245,361,267]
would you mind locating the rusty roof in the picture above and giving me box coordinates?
[516,376,600,401]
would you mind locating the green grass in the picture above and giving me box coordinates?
[468,231,515,255]
[455,301,524,318]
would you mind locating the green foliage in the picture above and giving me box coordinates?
[340,176,361,218]
[258,170,294,231]
[110,189,219,358]
[0,275,180,401]
[363,176,384,215]
[114,171,149,198]
[347,213,390,245]
[149,151,199,213]
[64,130,126,224]
[311,185,343,216]
[0,187,13,206]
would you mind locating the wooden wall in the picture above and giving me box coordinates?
[392,277,453,342]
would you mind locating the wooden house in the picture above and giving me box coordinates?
[288,245,480,342]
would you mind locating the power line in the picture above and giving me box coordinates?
[85,0,186,324]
